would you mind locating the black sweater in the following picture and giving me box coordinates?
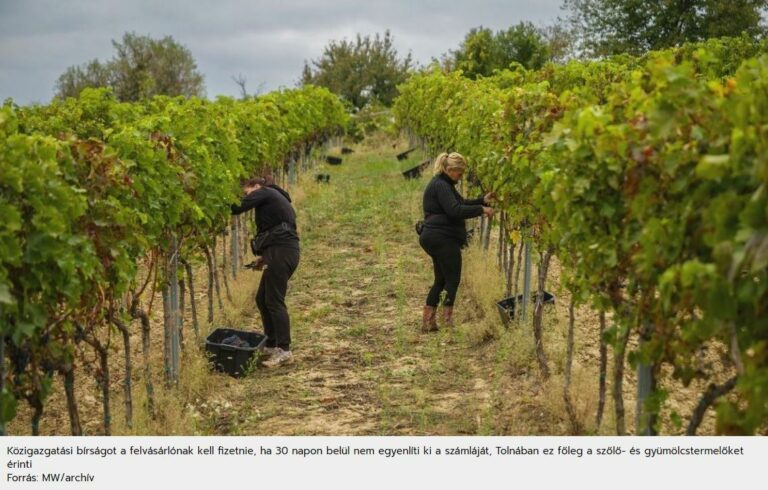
[231,185,299,249]
[422,173,484,244]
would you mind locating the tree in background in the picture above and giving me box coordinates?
[56,60,112,100]
[563,0,768,56]
[540,23,576,63]
[55,32,205,101]
[448,22,552,78]
[301,30,412,110]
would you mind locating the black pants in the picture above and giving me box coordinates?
[256,245,300,350]
[419,230,462,307]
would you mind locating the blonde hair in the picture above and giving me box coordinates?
[433,152,468,176]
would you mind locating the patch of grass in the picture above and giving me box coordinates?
[13,136,727,436]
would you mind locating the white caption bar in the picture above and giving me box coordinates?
[0,436,763,489]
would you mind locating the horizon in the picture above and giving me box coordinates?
[0,0,562,105]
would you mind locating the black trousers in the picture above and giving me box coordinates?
[419,230,462,307]
[256,245,300,350]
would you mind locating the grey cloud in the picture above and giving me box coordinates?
[0,0,563,104]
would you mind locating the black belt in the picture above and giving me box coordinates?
[261,222,296,233]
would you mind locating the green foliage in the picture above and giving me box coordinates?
[563,0,768,56]
[450,23,551,78]
[55,32,205,101]
[346,101,395,142]
[301,30,413,110]
[0,86,347,430]
[394,36,768,433]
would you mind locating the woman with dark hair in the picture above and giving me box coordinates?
[419,152,494,331]
[231,176,300,367]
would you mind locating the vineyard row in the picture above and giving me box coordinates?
[0,86,348,434]
[393,36,768,435]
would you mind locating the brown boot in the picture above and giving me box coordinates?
[442,306,454,327]
[422,306,438,332]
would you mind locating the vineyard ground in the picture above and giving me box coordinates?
[9,138,721,435]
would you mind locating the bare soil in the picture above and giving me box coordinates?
[8,141,728,436]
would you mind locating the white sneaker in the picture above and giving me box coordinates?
[260,346,278,356]
[261,348,294,368]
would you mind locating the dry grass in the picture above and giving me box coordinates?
[457,247,505,345]
[8,137,734,436]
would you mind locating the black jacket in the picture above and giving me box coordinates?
[231,185,299,250]
[422,173,484,244]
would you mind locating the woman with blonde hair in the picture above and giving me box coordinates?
[418,152,494,331]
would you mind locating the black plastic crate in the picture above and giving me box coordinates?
[326,155,342,165]
[497,291,555,326]
[402,158,431,180]
[402,166,421,179]
[396,147,416,161]
[205,328,267,377]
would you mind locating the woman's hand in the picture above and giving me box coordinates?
[483,192,497,205]
[244,257,267,271]
[254,257,266,270]
[482,206,495,218]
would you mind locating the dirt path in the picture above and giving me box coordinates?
[219,143,721,436]
[9,141,723,436]
[8,142,500,436]
[212,145,499,435]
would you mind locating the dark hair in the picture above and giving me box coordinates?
[242,174,275,188]
[242,177,265,188]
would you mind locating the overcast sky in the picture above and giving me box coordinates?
[0,0,563,104]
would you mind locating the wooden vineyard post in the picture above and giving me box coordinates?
[636,319,656,435]
[521,239,532,322]
[497,212,505,268]
[112,316,133,429]
[164,235,181,386]
[241,214,250,259]
[181,259,200,340]
[596,310,607,430]
[211,238,225,307]
[171,239,181,383]
[204,245,215,323]
[178,277,185,349]
[505,241,515,298]
[237,215,246,266]
[564,296,582,434]
[129,293,155,419]
[218,235,232,302]
[231,216,238,279]
[532,247,553,379]
[613,320,631,435]
[514,243,524,296]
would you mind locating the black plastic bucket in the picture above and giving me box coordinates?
[402,166,421,179]
[497,291,555,326]
[402,158,431,179]
[205,328,267,377]
[396,147,416,161]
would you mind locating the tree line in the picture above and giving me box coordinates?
[301,0,767,108]
[54,2,767,111]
